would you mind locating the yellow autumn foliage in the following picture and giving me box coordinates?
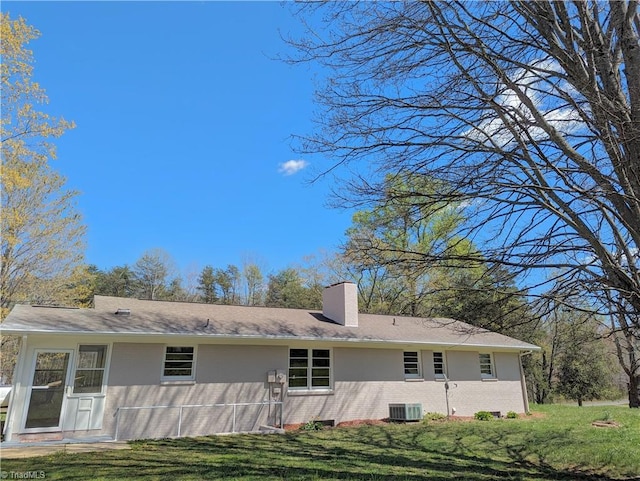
[1,13,87,319]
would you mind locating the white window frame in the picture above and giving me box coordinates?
[479,352,496,380]
[21,349,74,433]
[403,351,422,380]
[432,351,446,380]
[288,348,332,391]
[161,345,196,382]
[72,344,109,395]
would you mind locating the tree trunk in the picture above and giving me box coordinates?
[629,375,640,408]
[577,398,583,407]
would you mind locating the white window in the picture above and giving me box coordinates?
[73,345,108,394]
[433,352,446,380]
[403,351,421,379]
[479,353,495,379]
[288,348,331,390]
[163,346,195,381]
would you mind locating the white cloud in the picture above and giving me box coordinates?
[465,58,585,149]
[278,159,309,176]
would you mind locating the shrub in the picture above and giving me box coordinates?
[300,419,324,431]
[423,412,447,422]
[474,411,493,421]
[599,411,613,422]
[506,411,518,419]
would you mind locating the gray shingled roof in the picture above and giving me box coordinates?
[0,295,539,351]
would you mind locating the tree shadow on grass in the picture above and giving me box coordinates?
[1,425,635,480]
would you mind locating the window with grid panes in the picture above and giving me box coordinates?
[479,353,495,379]
[403,351,421,379]
[433,352,445,380]
[288,348,331,390]
[73,345,108,393]
[163,346,195,380]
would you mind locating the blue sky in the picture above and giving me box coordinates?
[6,1,352,276]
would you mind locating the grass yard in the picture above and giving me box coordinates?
[2,405,639,480]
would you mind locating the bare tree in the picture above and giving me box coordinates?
[605,291,640,407]
[241,254,267,306]
[133,248,177,300]
[288,2,639,326]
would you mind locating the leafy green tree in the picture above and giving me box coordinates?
[556,317,614,406]
[1,13,84,318]
[340,173,534,330]
[265,268,321,309]
[94,265,135,298]
[342,173,476,317]
[243,263,264,306]
[524,320,562,405]
[430,264,532,335]
[164,277,188,302]
[214,265,241,305]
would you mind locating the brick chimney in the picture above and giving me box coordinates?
[322,282,358,327]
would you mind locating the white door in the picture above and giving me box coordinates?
[23,350,73,432]
[63,344,109,431]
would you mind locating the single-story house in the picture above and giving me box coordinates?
[1,282,539,443]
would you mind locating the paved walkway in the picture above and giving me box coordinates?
[1,441,131,459]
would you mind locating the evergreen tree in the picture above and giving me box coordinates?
[265,268,321,309]
[197,265,217,303]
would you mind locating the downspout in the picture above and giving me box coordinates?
[3,335,28,442]
[519,350,532,413]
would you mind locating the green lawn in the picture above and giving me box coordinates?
[2,405,639,480]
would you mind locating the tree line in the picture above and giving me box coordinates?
[90,249,323,310]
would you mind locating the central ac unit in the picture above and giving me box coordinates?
[389,403,422,421]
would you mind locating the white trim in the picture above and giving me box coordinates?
[160,380,196,386]
[479,352,496,380]
[69,343,111,396]
[0,328,540,352]
[287,347,333,392]
[161,345,197,382]
[432,351,447,380]
[403,350,422,380]
[21,349,74,434]
[3,335,28,442]
[286,389,334,396]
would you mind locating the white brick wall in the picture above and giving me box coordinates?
[101,342,528,439]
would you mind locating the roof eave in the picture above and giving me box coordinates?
[0,328,540,351]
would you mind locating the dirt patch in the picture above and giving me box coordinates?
[287,413,544,431]
[445,416,474,422]
[285,419,389,431]
[591,421,621,428]
[523,411,547,419]
[283,423,304,431]
[336,419,389,428]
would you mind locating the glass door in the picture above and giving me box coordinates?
[24,350,72,430]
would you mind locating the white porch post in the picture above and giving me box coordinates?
[3,335,28,442]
